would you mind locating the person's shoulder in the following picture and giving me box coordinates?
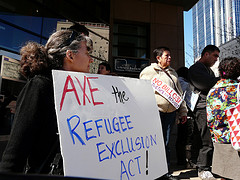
[167,66,177,73]
[141,63,158,72]
[28,74,52,89]
[189,61,205,72]
[140,64,158,79]
[189,61,199,68]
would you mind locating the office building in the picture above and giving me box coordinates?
[192,0,240,60]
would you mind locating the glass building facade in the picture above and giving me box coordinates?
[0,13,64,54]
[192,0,240,59]
[0,13,64,135]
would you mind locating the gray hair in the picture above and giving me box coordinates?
[45,30,93,69]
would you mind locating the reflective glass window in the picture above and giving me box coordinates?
[113,23,149,58]
[0,13,42,34]
[0,22,40,52]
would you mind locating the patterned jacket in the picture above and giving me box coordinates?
[206,79,240,143]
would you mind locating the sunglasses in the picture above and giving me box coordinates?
[65,30,79,46]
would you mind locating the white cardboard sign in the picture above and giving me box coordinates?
[52,70,167,180]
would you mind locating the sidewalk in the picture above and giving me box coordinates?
[172,166,200,180]
[169,124,223,180]
[170,165,224,180]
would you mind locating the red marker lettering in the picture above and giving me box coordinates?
[87,77,104,106]
[60,75,81,111]
[60,75,104,111]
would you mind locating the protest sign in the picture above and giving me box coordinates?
[52,70,167,180]
[151,77,183,109]
[184,84,200,112]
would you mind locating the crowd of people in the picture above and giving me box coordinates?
[0,23,240,180]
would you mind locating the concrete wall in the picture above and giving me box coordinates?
[110,0,185,71]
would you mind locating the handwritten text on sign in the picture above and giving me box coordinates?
[151,77,183,109]
[52,70,167,180]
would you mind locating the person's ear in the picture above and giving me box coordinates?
[204,52,210,58]
[156,55,161,63]
[66,50,74,62]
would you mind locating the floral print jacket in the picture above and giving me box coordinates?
[206,79,240,143]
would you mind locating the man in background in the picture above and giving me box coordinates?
[188,45,220,180]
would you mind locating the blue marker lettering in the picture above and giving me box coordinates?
[120,160,129,180]
[83,120,96,141]
[125,115,133,130]
[95,119,103,137]
[150,134,157,145]
[115,140,121,155]
[141,137,145,148]
[67,115,86,145]
[126,137,136,152]
[96,142,109,162]
[104,118,114,134]
[135,156,142,174]
[119,116,127,132]
[145,136,150,148]
[121,139,129,155]
[135,137,142,150]
[128,159,135,177]
[106,142,116,159]
[113,117,120,133]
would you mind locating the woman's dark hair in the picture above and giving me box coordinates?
[153,46,170,62]
[20,30,93,78]
[219,57,240,80]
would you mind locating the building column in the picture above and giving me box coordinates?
[214,0,221,46]
[225,0,233,41]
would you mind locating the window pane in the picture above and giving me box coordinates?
[113,46,146,58]
[113,35,146,48]
[0,13,42,34]
[0,22,41,52]
[113,23,149,59]
[114,24,146,36]
[42,18,64,38]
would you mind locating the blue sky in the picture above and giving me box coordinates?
[184,10,194,67]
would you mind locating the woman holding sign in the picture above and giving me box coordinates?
[140,47,187,180]
[0,30,93,174]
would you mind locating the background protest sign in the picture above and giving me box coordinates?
[52,70,167,180]
[184,84,200,112]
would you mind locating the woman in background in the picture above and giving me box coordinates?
[206,57,240,180]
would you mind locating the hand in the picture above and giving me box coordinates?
[181,116,187,124]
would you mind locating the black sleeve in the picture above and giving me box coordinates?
[188,63,219,93]
[0,76,55,173]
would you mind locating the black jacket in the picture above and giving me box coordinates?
[188,61,220,108]
[0,74,60,174]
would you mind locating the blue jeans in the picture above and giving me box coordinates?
[159,111,176,168]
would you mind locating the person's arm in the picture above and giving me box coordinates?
[175,74,188,117]
[0,77,48,173]
[189,63,219,92]
[206,92,215,134]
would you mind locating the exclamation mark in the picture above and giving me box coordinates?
[146,150,149,175]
